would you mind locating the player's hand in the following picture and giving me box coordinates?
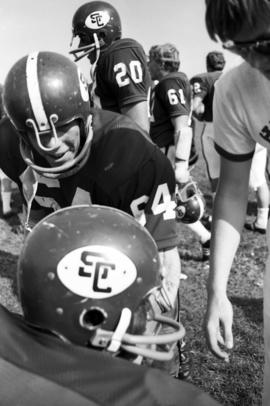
[204,293,233,361]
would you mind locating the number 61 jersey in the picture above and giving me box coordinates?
[93,38,151,112]
[149,72,191,148]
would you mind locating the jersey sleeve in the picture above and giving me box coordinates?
[213,75,255,161]
[93,125,179,250]
[134,151,179,250]
[96,39,151,111]
[157,77,191,118]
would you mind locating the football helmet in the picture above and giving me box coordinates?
[70,1,122,62]
[206,51,225,72]
[149,43,180,72]
[18,205,185,361]
[175,181,205,224]
[3,51,92,178]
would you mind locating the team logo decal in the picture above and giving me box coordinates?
[57,245,137,299]
[77,68,89,102]
[85,11,110,29]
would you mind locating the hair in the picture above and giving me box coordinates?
[149,43,180,72]
[206,51,225,72]
[205,0,270,42]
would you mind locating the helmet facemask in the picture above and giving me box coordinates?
[79,290,185,362]
[20,116,93,179]
[70,32,101,82]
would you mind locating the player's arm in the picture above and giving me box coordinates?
[171,115,192,184]
[121,100,150,133]
[205,155,252,359]
[158,246,181,310]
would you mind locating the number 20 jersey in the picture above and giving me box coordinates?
[94,38,151,112]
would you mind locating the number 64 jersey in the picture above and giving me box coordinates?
[93,38,151,112]
[0,110,179,251]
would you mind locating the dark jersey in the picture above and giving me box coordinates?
[190,71,222,122]
[149,72,191,149]
[0,305,219,406]
[149,73,197,166]
[0,111,178,250]
[94,38,151,112]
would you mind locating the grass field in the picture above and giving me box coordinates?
[0,143,266,405]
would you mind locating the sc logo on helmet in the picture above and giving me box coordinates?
[85,11,110,29]
[57,245,137,299]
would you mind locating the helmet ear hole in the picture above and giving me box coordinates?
[80,307,108,330]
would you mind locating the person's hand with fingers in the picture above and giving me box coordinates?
[204,292,233,361]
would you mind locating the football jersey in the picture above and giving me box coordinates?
[149,72,191,149]
[0,305,219,406]
[190,71,222,122]
[94,38,151,112]
[0,111,178,250]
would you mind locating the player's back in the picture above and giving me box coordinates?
[94,38,151,112]
[149,71,191,148]
[0,304,219,406]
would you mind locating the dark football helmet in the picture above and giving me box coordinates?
[70,1,122,62]
[206,51,225,72]
[3,51,92,178]
[18,205,185,361]
[175,182,205,224]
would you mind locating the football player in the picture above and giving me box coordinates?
[0,205,219,405]
[148,44,211,261]
[1,50,184,377]
[70,1,151,133]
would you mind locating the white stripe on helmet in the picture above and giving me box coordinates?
[26,52,50,131]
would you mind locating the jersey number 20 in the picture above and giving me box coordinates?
[114,61,143,87]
